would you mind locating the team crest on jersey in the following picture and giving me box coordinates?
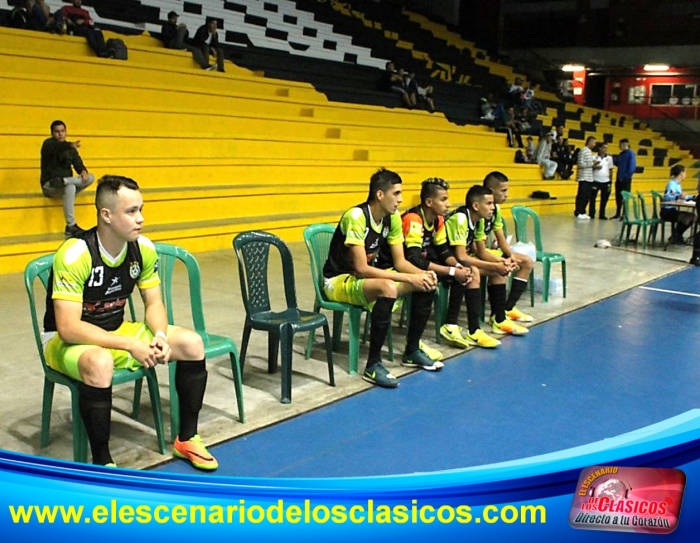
[129,261,141,279]
[382,225,389,238]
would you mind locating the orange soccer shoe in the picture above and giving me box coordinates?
[173,435,219,471]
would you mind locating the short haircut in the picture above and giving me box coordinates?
[50,120,65,132]
[420,177,449,203]
[620,138,629,145]
[586,136,596,145]
[670,164,685,178]
[368,168,402,202]
[95,175,140,211]
[483,171,508,190]
[466,185,492,208]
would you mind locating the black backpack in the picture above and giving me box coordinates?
[10,7,29,29]
[106,38,128,60]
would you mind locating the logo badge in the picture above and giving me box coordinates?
[129,261,141,279]
[569,466,685,534]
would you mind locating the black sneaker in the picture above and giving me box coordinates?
[401,349,444,371]
[362,362,399,388]
[65,224,85,238]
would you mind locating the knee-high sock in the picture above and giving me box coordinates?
[506,277,528,310]
[445,280,465,325]
[175,360,208,442]
[78,383,113,465]
[367,297,395,368]
[406,291,433,354]
[488,283,507,323]
[464,287,482,335]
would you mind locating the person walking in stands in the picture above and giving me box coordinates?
[588,143,614,219]
[612,139,637,220]
[574,136,598,220]
[323,168,439,388]
[55,0,110,57]
[192,18,225,72]
[43,175,218,470]
[444,185,528,337]
[402,178,500,353]
[661,164,695,243]
[160,10,189,50]
[475,172,534,323]
[40,120,95,238]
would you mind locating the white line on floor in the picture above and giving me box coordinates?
[639,286,700,298]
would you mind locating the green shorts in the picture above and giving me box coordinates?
[44,321,176,382]
[323,274,369,308]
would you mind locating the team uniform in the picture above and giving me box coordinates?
[43,228,174,380]
[323,202,404,308]
[474,203,505,256]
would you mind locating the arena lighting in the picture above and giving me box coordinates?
[644,64,669,71]
[562,64,585,72]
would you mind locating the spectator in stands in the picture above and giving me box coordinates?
[588,143,614,220]
[574,136,598,220]
[508,77,525,107]
[479,92,497,121]
[552,135,574,180]
[611,139,637,220]
[377,61,412,109]
[661,164,695,243]
[404,70,435,112]
[160,10,189,50]
[516,107,537,135]
[40,120,95,238]
[535,132,557,179]
[525,136,536,163]
[192,18,225,72]
[27,0,54,31]
[55,0,110,58]
[496,106,524,148]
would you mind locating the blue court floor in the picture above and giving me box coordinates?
[154,267,699,477]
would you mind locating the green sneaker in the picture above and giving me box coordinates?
[419,340,443,361]
[362,362,399,388]
[401,349,444,371]
[439,324,470,348]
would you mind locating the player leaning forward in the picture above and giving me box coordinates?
[43,175,218,469]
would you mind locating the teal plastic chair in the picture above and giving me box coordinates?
[154,243,245,441]
[650,190,670,250]
[638,191,662,247]
[618,191,650,249]
[511,206,567,303]
[233,231,335,404]
[24,254,166,463]
[303,223,393,373]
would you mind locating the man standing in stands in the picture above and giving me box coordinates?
[40,120,95,238]
[160,10,189,50]
[574,136,598,220]
[612,139,637,220]
[192,18,225,72]
[323,168,439,388]
[43,175,218,470]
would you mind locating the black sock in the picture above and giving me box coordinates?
[175,360,208,442]
[405,291,433,354]
[506,277,528,310]
[464,288,481,335]
[78,383,113,465]
[367,296,395,369]
[445,280,465,325]
[488,283,507,322]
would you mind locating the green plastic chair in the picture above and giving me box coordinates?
[511,206,567,303]
[24,254,166,463]
[233,230,335,404]
[154,243,245,440]
[618,191,650,249]
[638,191,662,247]
[303,224,393,372]
[650,190,670,250]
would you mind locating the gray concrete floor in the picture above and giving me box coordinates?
[1,214,692,469]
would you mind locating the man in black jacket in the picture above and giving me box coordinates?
[192,18,225,72]
[40,120,95,238]
[160,10,189,50]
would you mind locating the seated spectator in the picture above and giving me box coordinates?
[40,120,95,238]
[404,70,435,112]
[377,61,412,109]
[525,136,536,163]
[26,0,55,31]
[516,107,538,135]
[161,10,189,50]
[661,164,695,243]
[55,0,110,58]
[508,77,525,106]
[495,106,524,148]
[535,132,557,180]
[551,135,574,180]
[479,92,497,121]
[192,18,225,72]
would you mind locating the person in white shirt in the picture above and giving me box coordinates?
[535,132,557,179]
[574,136,597,219]
[588,143,614,219]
